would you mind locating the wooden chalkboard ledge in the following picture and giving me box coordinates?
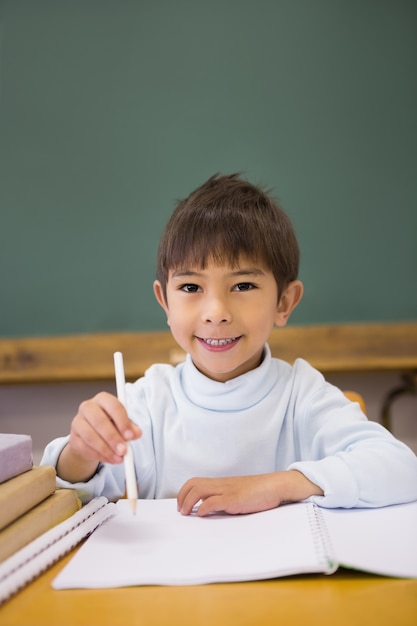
[0,321,416,385]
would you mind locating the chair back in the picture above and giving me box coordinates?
[344,390,366,413]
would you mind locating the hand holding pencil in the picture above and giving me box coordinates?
[55,354,142,495]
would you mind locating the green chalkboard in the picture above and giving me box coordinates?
[1,0,416,337]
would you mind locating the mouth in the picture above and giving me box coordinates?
[196,336,241,350]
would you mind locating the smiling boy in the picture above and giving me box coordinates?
[41,173,417,515]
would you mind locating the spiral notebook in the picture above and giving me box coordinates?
[52,498,417,589]
[0,496,116,604]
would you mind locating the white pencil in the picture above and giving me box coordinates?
[113,351,138,515]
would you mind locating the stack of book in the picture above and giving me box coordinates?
[0,433,81,562]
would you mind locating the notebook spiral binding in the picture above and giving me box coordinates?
[0,496,116,605]
[306,503,338,574]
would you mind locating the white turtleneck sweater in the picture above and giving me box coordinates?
[41,345,417,508]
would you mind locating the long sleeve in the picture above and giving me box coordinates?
[288,363,417,508]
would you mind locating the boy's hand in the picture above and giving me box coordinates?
[177,471,323,517]
[56,392,142,483]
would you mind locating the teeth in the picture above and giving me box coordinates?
[204,338,236,346]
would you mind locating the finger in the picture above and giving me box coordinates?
[177,479,201,515]
[70,428,124,465]
[70,412,125,464]
[93,392,142,440]
[177,479,218,516]
[77,394,141,455]
[77,398,126,455]
[195,495,226,517]
[176,480,194,515]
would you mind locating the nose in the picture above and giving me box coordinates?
[201,294,232,324]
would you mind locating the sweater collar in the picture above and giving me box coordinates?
[178,344,279,411]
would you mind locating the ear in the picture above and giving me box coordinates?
[153,280,169,319]
[274,280,304,327]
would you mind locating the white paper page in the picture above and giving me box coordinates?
[52,500,329,589]
[322,500,417,578]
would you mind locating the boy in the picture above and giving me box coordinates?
[41,173,417,516]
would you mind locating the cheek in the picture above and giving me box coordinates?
[165,308,186,331]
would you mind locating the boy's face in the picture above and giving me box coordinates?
[154,257,302,383]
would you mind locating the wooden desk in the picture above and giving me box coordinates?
[1,548,416,626]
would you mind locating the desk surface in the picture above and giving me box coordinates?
[1,548,416,626]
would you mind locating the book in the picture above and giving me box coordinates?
[0,465,57,530]
[0,433,32,483]
[52,498,417,589]
[0,488,82,562]
[0,496,115,605]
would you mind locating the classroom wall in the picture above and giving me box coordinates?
[1,0,416,338]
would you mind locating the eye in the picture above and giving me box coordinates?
[180,283,201,293]
[234,282,256,292]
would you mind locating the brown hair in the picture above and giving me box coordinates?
[156,173,299,301]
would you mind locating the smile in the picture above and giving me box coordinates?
[196,336,241,350]
[203,337,237,346]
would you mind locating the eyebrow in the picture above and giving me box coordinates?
[171,267,266,279]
